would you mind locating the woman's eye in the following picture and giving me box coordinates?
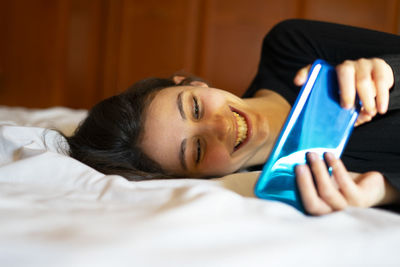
[193,96,200,120]
[196,139,201,164]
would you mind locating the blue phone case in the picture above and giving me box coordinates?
[254,59,360,213]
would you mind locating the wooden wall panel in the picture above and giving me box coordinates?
[0,0,6,100]
[302,0,399,34]
[197,0,300,96]
[114,0,201,95]
[97,0,123,100]
[0,0,108,109]
[63,0,107,108]
[1,0,399,108]
[0,0,68,108]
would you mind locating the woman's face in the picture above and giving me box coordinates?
[140,85,270,177]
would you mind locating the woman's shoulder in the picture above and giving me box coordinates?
[269,18,310,31]
[264,19,318,38]
[264,18,370,41]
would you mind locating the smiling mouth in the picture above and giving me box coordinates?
[232,111,249,150]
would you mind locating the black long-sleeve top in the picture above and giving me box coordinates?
[244,19,400,191]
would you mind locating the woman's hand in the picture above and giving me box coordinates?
[294,58,394,126]
[295,152,399,216]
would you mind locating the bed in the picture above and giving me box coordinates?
[1,105,400,267]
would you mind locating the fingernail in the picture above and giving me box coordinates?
[306,152,316,161]
[324,152,334,161]
[294,76,304,86]
[378,103,387,114]
[341,101,352,109]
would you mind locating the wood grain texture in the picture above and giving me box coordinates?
[0,0,399,108]
[0,0,68,108]
[115,0,201,95]
[197,0,300,96]
[302,0,399,33]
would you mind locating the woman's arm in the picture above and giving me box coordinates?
[246,19,400,108]
[295,152,400,215]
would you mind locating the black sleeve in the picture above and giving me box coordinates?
[383,172,400,193]
[244,19,400,110]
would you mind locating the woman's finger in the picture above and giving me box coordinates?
[354,109,372,127]
[372,58,393,114]
[295,164,333,215]
[324,152,361,205]
[357,171,388,207]
[336,61,357,109]
[294,64,311,86]
[306,152,348,211]
[354,59,377,116]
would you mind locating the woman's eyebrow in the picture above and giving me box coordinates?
[177,91,186,120]
[179,138,188,171]
[177,91,188,171]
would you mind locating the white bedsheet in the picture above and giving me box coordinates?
[1,106,399,267]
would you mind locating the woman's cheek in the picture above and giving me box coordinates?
[202,147,236,174]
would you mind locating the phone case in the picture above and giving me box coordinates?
[254,59,360,213]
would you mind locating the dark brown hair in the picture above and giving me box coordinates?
[65,75,206,181]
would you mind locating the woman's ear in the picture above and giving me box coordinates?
[172,75,186,85]
[172,74,209,87]
[189,80,209,87]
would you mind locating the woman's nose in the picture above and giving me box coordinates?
[203,114,231,142]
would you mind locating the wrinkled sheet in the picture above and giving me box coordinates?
[1,106,399,267]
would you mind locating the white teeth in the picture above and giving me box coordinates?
[233,111,248,147]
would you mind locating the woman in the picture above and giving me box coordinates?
[66,19,400,215]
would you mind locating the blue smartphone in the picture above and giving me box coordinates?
[254,59,360,213]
